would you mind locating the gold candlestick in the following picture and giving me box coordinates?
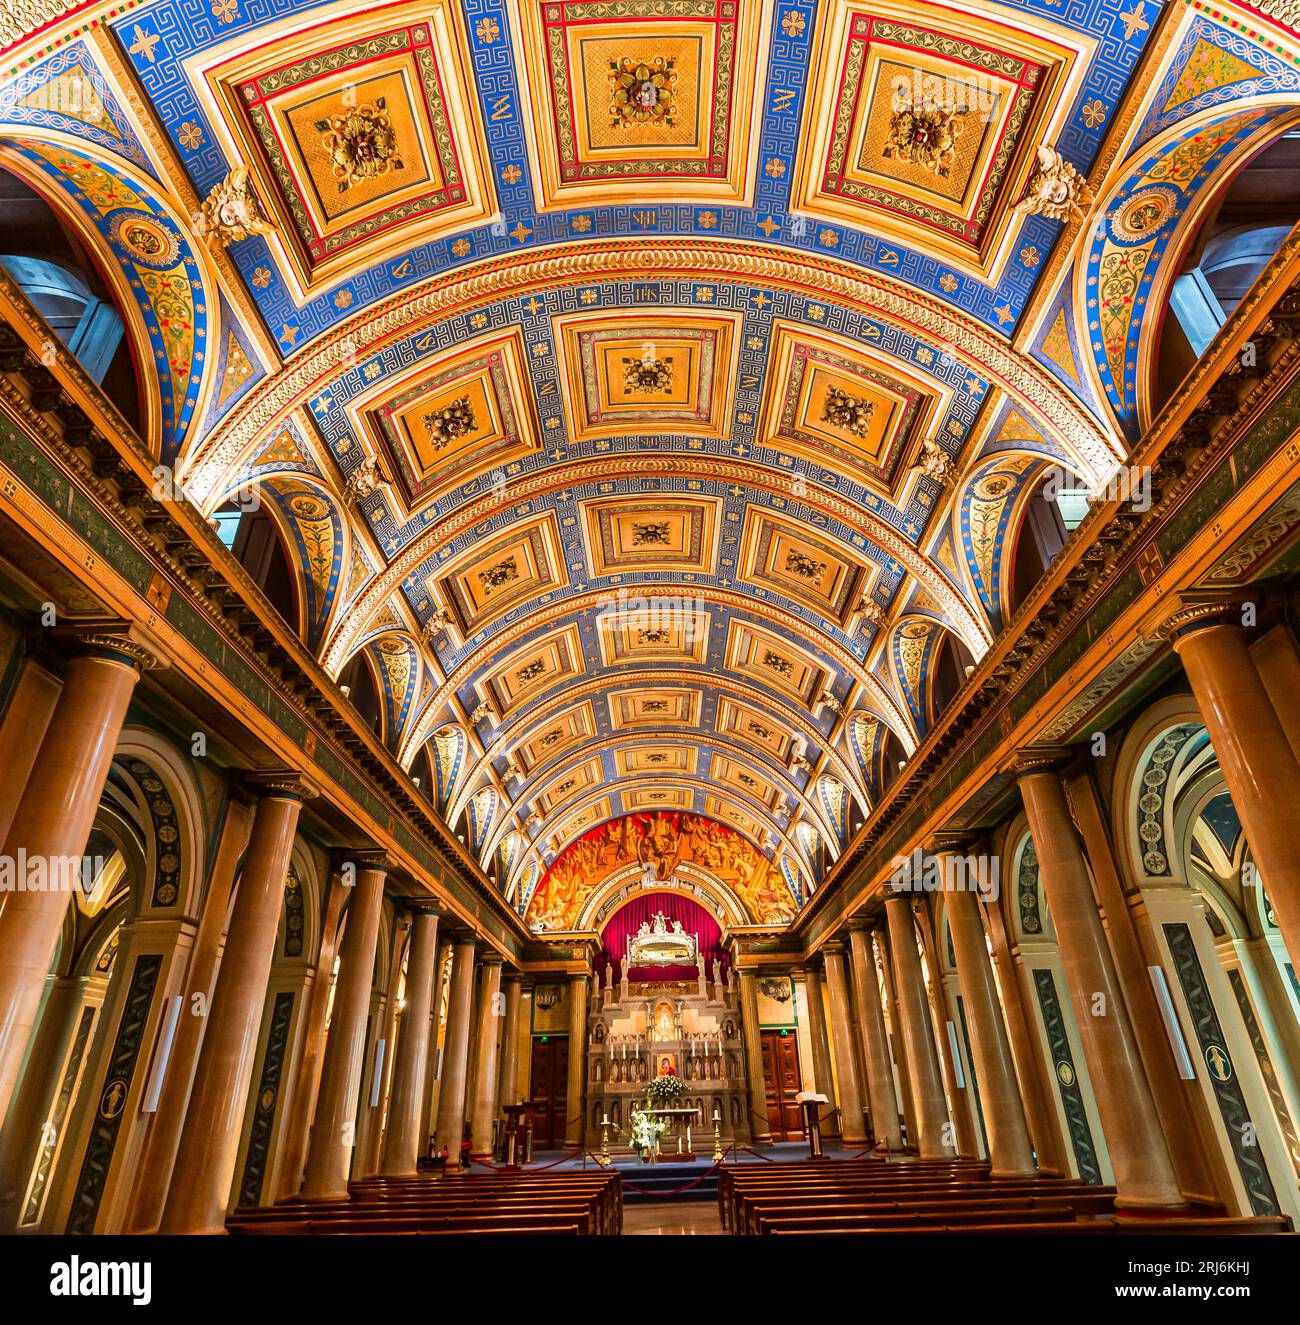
[598,1115,611,1167]
[712,1109,724,1163]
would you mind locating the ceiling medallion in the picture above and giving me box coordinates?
[637,626,672,645]
[317,98,403,192]
[762,649,794,678]
[609,56,678,128]
[883,90,966,177]
[631,520,672,546]
[477,558,519,591]
[421,395,477,450]
[784,550,827,582]
[622,354,674,394]
[819,384,875,438]
[516,660,547,683]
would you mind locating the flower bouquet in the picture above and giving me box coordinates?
[629,1109,667,1162]
[646,1073,686,1107]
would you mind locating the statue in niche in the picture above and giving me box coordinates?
[712,956,723,992]
[604,958,613,990]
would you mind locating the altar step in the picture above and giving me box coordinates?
[613,1160,720,1204]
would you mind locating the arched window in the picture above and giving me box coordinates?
[0,169,141,430]
[217,504,299,630]
[337,649,383,739]
[1007,476,1069,618]
[930,630,976,720]
[1155,129,1300,414]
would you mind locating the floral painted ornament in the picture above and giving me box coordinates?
[609,57,677,128]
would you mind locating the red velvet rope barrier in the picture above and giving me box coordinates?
[617,1161,722,1196]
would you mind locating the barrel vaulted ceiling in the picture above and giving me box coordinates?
[2,0,1298,928]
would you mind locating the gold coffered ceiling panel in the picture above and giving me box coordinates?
[359,328,541,514]
[790,0,1086,277]
[715,697,792,761]
[625,787,694,812]
[483,623,584,714]
[704,794,766,846]
[757,321,937,493]
[556,310,741,441]
[617,745,697,777]
[597,607,710,667]
[537,754,603,815]
[517,701,598,772]
[434,512,564,634]
[709,752,780,808]
[581,495,721,577]
[192,2,494,295]
[510,0,770,212]
[608,687,701,729]
[739,509,867,627]
[726,621,827,705]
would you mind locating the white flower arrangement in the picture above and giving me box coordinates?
[629,1110,667,1153]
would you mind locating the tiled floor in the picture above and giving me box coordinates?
[621,1201,725,1235]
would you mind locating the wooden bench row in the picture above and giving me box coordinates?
[717,1156,1291,1236]
[228,1169,622,1236]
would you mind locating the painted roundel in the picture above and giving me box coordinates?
[107,211,182,269]
[287,491,329,521]
[973,471,1016,501]
[1107,185,1178,246]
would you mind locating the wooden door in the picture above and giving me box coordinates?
[528,1036,568,1150]
[760,1030,804,1141]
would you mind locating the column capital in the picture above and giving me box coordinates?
[246,770,318,801]
[479,951,504,967]
[846,916,876,934]
[403,900,441,918]
[821,938,848,959]
[801,959,824,977]
[1165,590,1245,642]
[54,617,165,671]
[1005,746,1074,778]
[343,848,391,874]
[929,829,982,855]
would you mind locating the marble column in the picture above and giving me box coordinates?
[0,975,89,1230]
[435,938,476,1169]
[737,969,772,1143]
[1066,769,1218,1198]
[0,638,147,1120]
[270,871,347,1202]
[800,965,839,1135]
[945,882,1036,1175]
[885,895,955,1157]
[469,955,504,1159]
[380,904,440,1176]
[848,923,903,1150]
[159,777,309,1233]
[564,972,589,1150]
[497,975,522,1111]
[822,944,869,1145]
[1017,761,1184,1208]
[0,659,61,850]
[1251,622,1300,752]
[421,940,451,1147]
[301,855,387,1199]
[125,792,255,1228]
[1174,611,1300,969]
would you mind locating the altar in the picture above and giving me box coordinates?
[640,1107,702,1162]
[585,903,754,1153]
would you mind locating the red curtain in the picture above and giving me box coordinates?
[598,892,728,984]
